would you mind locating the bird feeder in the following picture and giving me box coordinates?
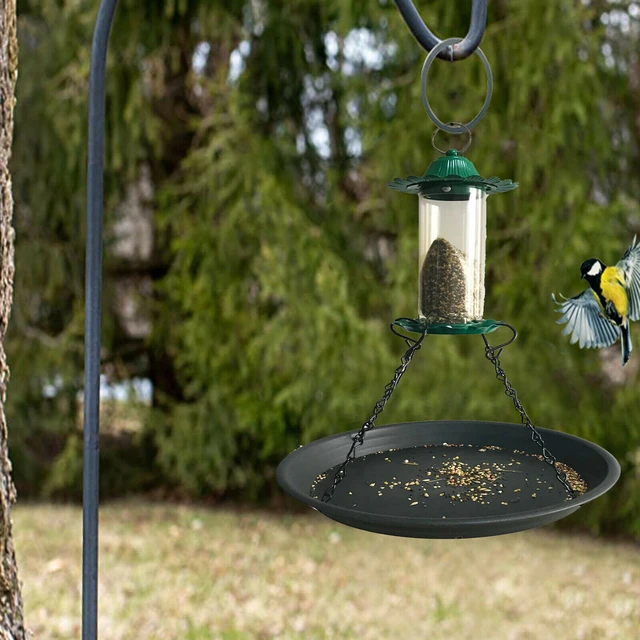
[277,36,620,540]
[419,167,487,324]
[79,4,622,639]
[389,146,516,334]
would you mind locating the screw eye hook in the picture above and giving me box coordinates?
[432,122,473,155]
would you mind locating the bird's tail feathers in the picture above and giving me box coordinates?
[621,322,632,367]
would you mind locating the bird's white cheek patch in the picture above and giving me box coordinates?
[587,262,603,276]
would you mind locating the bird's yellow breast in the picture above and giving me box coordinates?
[601,267,628,318]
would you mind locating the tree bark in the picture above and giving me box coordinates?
[0,0,24,638]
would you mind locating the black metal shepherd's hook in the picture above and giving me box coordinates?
[83,1,118,639]
[81,2,486,638]
[393,0,488,60]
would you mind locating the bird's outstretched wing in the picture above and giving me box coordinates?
[617,235,640,321]
[552,290,620,349]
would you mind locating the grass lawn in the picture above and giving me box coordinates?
[13,502,640,639]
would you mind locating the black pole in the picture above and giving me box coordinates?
[83,1,118,639]
[393,0,487,60]
[77,3,482,639]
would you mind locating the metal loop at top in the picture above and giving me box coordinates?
[421,37,493,134]
[432,122,472,155]
[394,0,488,61]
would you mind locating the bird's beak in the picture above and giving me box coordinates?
[581,274,585,279]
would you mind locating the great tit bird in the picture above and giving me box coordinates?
[552,236,640,366]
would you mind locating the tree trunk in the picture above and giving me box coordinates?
[0,0,24,638]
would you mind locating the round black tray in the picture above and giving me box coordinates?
[276,421,620,539]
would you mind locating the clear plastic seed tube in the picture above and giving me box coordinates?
[418,187,487,324]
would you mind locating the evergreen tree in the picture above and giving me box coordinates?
[9,1,640,534]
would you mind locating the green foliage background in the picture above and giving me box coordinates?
[9,1,640,536]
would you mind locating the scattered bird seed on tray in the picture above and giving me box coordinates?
[310,444,588,509]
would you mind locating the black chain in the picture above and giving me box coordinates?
[482,325,576,499]
[319,320,575,502]
[320,328,427,503]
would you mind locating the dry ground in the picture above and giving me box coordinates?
[12,502,640,639]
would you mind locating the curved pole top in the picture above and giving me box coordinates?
[393,0,488,61]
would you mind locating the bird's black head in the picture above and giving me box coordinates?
[580,258,605,280]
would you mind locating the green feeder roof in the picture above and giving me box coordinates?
[387,149,518,198]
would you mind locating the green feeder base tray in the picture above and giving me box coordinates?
[392,317,502,336]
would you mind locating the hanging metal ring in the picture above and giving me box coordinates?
[432,122,472,155]
[421,37,493,134]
